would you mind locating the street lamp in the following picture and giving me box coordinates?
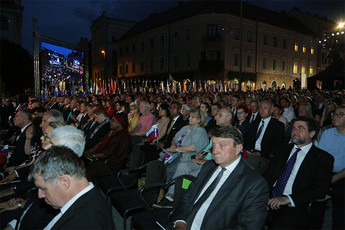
[338,22,344,29]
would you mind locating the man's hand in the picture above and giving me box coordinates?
[4,167,15,173]
[174,222,186,230]
[0,172,16,184]
[25,126,34,139]
[3,225,14,230]
[268,196,290,210]
[155,142,164,148]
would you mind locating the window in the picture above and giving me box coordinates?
[264,34,268,45]
[234,28,240,40]
[283,39,287,49]
[294,43,298,52]
[141,41,145,51]
[301,64,306,74]
[234,53,240,66]
[274,37,278,47]
[172,32,179,44]
[132,44,136,53]
[150,39,154,48]
[125,46,129,55]
[160,35,164,47]
[246,55,252,68]
[207,24,218,37]
[125,64,129,74]
[263,58,267,69]
[186,54,191,66]
[302,46,306,53]
[272,59,277,71]
[247,31,253,42]
[185,29,191,41]
[205,50,219,60]
[132,63,136,73]
[119,65,123,74]
[112,51,117,62]
[311,47,314,55]
[282,60,286,72]
[159,57,164,69]
[310,66,314,75]
[293,62,298,73]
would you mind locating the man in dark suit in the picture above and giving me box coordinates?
[264,117,334,229]
[28,146,115,230]
[62,97,71,122]
[172,126,268,230]
[157,102,188,149]
[6,110,33,167]
[244,99,285,160]
[246,99,261,124]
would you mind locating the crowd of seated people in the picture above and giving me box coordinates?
[0,87,344,229]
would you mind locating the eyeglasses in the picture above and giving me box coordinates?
[43,134,50,140]
[236,111,245,115]
[331,112,345,118]
[292,126,308,132]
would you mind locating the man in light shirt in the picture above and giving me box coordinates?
[28,146,115,230]
[172,126,268,230]
[264,117,334,229]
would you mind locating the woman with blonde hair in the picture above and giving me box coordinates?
[128,103,140,133]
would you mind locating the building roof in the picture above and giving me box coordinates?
[120,0,315,40]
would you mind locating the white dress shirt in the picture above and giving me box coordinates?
[43,183,94,230]
[254,116,271,151]
[191,157,241,230]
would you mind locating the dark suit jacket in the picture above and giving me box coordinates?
[245,112,261,124]
[84,122,111,151]
[160,115,188,149]
[78,114,90,129]
[172,159,268,229]
[264,144,334,228]
[8,124,32,167]
[244,117,285,159]
[51,187,115,230]
[62,106,71,121]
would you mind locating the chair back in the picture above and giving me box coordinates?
[172,174,196,209]
[145,160,166,185]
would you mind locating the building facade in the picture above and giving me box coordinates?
[90,12,135,82]
[117,1,317,90]
[0,0,23,45]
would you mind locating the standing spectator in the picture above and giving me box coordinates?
[280,97,295,123]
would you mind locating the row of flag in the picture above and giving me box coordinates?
[41,78,240,99]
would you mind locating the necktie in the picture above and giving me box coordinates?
[167,120,175,135]
[255,120,265,141]
[250,114,255,123]
[187,168,226,228]
[271,148,301,197]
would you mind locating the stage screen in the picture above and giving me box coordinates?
[40,42,84,83]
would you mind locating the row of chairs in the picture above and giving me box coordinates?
[97,152,196,230]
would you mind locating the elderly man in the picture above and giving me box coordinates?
[318,106,345,229]
[172,126,268,229]
[28,146,115,229]
[265,117,334,229]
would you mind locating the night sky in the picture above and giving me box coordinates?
[22,0,344,54]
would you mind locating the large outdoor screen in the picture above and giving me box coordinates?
[40,42,84,83]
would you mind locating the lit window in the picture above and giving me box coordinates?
[302,46,306,53]
[294,43,298,52]
[293,62,298,73]
[311,48,314,54]
[301,64,306,74]
[310,67,314,75]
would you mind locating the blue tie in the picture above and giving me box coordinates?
[271,148,302,197]
[255,120,265,140]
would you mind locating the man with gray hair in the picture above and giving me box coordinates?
[49,125,85,157]
[28,146,115,229]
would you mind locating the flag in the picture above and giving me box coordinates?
[61,82,65,96]
[54,83,59,96]
[0,145,9,164]
[146,124,158,142]
[42,81,48,100]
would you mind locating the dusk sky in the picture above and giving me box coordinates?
[22,0,344,54]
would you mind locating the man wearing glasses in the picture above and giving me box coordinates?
[318,106,345,229]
